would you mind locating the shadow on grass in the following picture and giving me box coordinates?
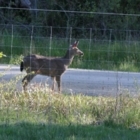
[0,122,140,140]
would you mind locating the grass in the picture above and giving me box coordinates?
[0,91,140,139]
[1,91,140,128]
[0,123,140,140]
[0,73,140,139]
[0,32,140,139]
[1,32,140,72]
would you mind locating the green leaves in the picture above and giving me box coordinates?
[0,52,6,58]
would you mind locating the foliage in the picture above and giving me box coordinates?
[0,73,140,128]
[0,0,31,24]
[35,0,140,39]
[0,123,140,140]
[0,52,6,58]
[0,75,140,139]
[0,0,140,39]
[9,55,23,65]
[1,1,140,71]
[1,36,140,72]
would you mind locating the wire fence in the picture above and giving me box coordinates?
[1,24,140,63]
[1,8,140,132]
[0,24,140,95]
[0,8,140,96]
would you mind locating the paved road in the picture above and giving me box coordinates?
[0,65,140,96]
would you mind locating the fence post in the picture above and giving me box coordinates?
[88,28,92,68]
[49,26,52,57]
[30,25,34,55]
[69,27,72,45]
[10,24,13,61]
[108,29,112,69]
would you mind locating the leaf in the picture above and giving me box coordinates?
[0,52,6,58]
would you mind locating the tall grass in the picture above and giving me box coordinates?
[0,68,140,139]
[0,74,140,128]
[1,32,140,71]
[0,91,140,128]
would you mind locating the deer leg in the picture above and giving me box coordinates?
[51,77,56,91]
[22,73,36,91]
[56,75,61,93]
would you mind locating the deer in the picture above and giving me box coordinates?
[20,41,84,93]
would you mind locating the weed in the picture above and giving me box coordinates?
[0,68,140,139]
[1,37,140,71]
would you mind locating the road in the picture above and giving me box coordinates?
[0,65,140,96]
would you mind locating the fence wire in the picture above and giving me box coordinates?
[0,8,140,96]
[1,9,140,131]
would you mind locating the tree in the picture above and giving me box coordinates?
[0,0,31,24]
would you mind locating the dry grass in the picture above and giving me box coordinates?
[0,77,140,128]
[0,71,140,139]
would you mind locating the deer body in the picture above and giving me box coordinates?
[20,41,83,92]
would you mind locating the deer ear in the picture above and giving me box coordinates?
[76,41,79,46]
[72,40,79,48]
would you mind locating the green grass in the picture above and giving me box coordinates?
[1,32,140,71]
[1,32,140,138]
[0,123,140,140]
[0,74,140,139]
[0,90,140,140]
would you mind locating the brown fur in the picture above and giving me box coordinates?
[20,41,84,93]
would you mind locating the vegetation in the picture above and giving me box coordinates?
[0,0,140,39]
[1,67,140,139]
[0,76,140,139]
[0,0,140,72]
[1,34,140,72]
[0,1,140,139]
[1,123,140,140]
[1,0,140,31]
[0,67,140,139]
[0,52,6,58]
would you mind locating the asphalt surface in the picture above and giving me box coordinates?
[0,64,140,96]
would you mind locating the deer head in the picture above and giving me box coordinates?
[69,41,84,56]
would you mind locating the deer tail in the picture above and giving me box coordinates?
[20,61,24,72]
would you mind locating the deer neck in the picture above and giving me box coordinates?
[62,50,74,66]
